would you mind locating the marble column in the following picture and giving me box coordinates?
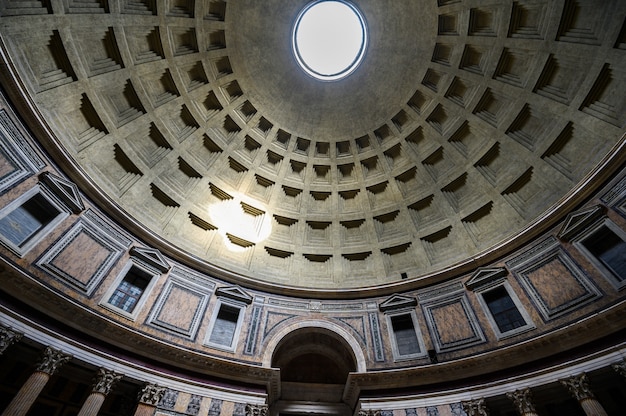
[133,383,166,416]
[0,326,22,355]
[560,373,608,416]
[76,368,122,416]
[245,404,269,416]
[506,388,539,416]
[1,346,71,416]
[462,398,489,416]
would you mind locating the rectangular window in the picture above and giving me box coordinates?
[108,267,151,313]
[581,225,626,282]
[0,189,66,256]
[482,286,526,333]
[391,313,420,356]
[208,304,241,347]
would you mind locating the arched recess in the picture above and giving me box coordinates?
[263,321,367,416]
[261,320,367,372]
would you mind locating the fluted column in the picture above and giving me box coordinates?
[1,346,71,416]
[133,383,166,416]
[506,388,539,416]
[76,368,122,416]
[560,373,607,416]
[0,326,22,355]
[462,398,489,416]
[612,361,626,379]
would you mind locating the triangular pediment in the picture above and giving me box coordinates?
[216,285,253,304]
[39,172,84,214]
[379,294,417,311]
[465,267,508,290]
[130,246,171,273]
[558,205,606,242]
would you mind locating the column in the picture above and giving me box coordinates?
[76,368,122,416]
[612,360,626,379]
[245,404,269,416]
[461,398,489,416]
[506,388,539,416]
[133,383,166,416]
[560,373,607,416]
[1,346,71,416]
[0,326,22,355]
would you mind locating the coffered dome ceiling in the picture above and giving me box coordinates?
[0,0,624,291]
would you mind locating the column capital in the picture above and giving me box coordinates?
[357,410,381,416]
[36,346,71,375]
[0,326,22,355]
[91,368,122,395]
[137,383,166,406]
[462,398,489,416]
[506,388,536,414]
[612,361,626,378]
[245,404,268,416]
[560,373,595,401]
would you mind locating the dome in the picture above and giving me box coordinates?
[0,0,623,294]
[0,0,625,415]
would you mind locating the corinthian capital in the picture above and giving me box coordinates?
[506,388,536,414]
[560,373,595,401]
[461,398,489,416]
[612,360,626,378]
[0,326,22,355]
[138,383,166,406]
[245,404,268,416]
[36,346,71,375]
[92,368,122,395]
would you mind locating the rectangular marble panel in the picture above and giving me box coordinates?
[507,237,602,320]
[37,218,126,296]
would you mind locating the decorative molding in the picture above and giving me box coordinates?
[334,316,367,344]
[36,346,72,375]
[186,394,202,415]
[244,305,262,355]
[557,205,607,242]
[39,172,85,214]
[613,360,626,378]
[208,398,223,416]
[262,311,297,340]
[0,108,45,194]
[358,410,381,416]
[465,267,508,290]
[92,368,123,395]
[159,389,179,409]
[138,383,167,406]
[379,294,417,311]
[130,246,171,273]
[368,312,385,362]
[216,285,253,304]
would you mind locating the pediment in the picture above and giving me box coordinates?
[465,267,508,290]
[216,285,253,304]
[130,246,171,273]
[379,294,417,311]
[557,205,606,242]
[39,172,84,214]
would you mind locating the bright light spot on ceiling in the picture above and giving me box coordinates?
[293,0,367,81]
[209,197,272,253]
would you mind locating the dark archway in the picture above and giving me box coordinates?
[271,328,357,416]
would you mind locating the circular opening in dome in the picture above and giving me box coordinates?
[292,0,367,81]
